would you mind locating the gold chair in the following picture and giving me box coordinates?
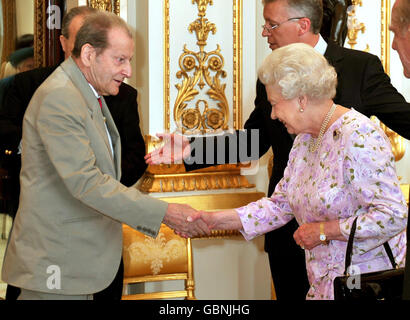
[121,223,195,300]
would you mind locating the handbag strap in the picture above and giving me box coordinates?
[344,216,397,275]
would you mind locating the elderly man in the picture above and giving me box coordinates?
[1,11,209,300]
[390,0,410,300]
[147,0,410,300]
[0,6,148,300]
[390,0,410,78]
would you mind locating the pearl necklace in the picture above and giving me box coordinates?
[309,103,337,153]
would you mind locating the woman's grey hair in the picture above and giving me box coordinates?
[72,11,132,58]
[258,43,337,101]
[262,0,323,34]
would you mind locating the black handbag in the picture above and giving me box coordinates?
[334,217,404,300]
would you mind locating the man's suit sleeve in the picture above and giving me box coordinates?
[105,84,147,187]
[359,54,410,139]
[36,90,168,236]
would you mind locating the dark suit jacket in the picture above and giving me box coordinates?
[0,65,147,217]
[185,41,410,253]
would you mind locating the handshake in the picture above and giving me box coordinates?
[163,204,242,238]
[163,203,214,238]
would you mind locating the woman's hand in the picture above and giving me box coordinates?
[293,223,322,250]
[187,209,243,231]
[293,220,345,250]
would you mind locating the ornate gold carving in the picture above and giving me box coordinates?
[139,135,255,193]
[87,0,120,15]
[347,0,366,49]
[173,0,229,134]
[164,0,242,131]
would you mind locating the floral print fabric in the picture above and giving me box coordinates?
[237,109,407,300]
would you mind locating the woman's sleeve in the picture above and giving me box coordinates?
[235,146,298,241]
[339,123,407,254]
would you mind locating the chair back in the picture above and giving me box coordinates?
[122,223,195,300]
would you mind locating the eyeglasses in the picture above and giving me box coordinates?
[262,17,305,33]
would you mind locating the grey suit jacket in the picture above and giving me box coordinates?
[1,57,168,295]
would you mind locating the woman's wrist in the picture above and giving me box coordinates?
[202,209,243,231]
[323,220,346,242]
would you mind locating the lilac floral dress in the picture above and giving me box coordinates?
[237,110,407,300]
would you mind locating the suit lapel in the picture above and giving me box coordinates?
[100,97,122,180]
[60,58,118,175]
[324,41,344,72]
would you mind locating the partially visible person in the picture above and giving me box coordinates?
[1,11,209,300]
[321,0,352,46]
[197,43,407,300]
[0,47,35,141]
[390,0,410,78]
[0,5,151,301]
[15,34,34,50]
[146,0,410,300]
[0,47,34,79]
[390,0,410,300]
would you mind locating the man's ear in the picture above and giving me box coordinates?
[80,44,96,67]
[297,17,311,36]
[60,35,67,54]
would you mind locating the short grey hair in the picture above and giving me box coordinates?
[262,0,323,34]
[395,0,410,32]
[258,43,337,101]
[61,6,97,39]
[72,11,132,58]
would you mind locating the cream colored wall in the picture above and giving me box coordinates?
[15,0,34,37]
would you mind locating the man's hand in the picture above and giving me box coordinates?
[163,203,211,238]
[144,133,191,165]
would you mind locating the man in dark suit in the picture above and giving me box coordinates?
[0,6,146,300]
[146,0,410,300]
[389,0,410,299]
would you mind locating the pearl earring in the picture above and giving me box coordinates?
[299,107,304,113]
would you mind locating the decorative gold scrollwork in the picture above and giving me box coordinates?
[174,0,229,134]
[87,0,120,15]
[347,0,366,49]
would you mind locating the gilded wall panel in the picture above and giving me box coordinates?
[165,0,242,133]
